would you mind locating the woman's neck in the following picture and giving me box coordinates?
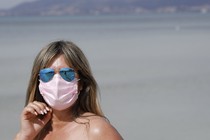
[51,109,74,130]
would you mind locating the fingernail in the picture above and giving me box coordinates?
[46,107,50,111]
[40,111,44,115]
[34,111,38,115]
[44,109,47,114]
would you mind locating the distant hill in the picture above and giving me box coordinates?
[0,0,210,16]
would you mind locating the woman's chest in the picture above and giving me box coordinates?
[44,124,89,140]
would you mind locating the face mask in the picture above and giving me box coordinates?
[39,74,79,111]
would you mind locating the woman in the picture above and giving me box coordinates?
[15,40,123,140]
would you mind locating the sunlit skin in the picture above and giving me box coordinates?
[15,54,123,140]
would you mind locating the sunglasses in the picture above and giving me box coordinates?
[39,67,75,82]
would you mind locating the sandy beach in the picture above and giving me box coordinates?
[0,14,210,140]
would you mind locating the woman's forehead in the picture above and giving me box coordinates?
[46,54,73,69]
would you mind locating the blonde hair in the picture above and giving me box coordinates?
[26,40,104,117]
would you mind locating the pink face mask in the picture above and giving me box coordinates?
[39,74,79,111]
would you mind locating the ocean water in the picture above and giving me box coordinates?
[0,13,210,140]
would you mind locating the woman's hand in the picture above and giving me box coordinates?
[15,101,52,140]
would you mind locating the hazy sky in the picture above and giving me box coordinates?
[0,0,35,9]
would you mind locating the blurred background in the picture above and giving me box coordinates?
[0,0,210,140]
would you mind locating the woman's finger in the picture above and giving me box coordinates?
[22,106,38,119]
[28,102,45,115]
[32,101,49,115]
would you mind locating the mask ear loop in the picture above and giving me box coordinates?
[76,79,83,94]
[75,70,82,94]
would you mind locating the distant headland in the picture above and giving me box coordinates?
[0,0,210,16]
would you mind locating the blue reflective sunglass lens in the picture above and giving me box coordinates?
[39,68,55,82]
[59,68,75,82]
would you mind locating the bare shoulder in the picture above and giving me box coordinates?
[80,112,123,140]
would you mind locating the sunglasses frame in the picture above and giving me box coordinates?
[39,67,75,82]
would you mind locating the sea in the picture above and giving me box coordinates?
[0,13,210,140]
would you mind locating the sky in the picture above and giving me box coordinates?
[0,0,35,9]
